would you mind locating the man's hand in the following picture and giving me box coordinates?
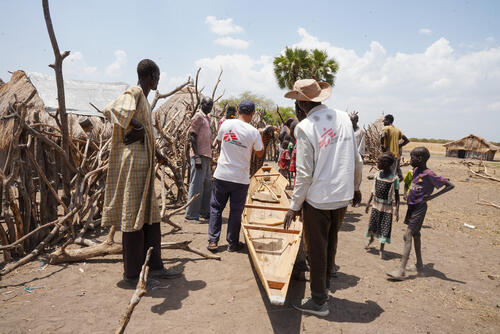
[123,123,145,145]
[194,155,202,169]
[352,190,362,207]
[283,209,300,229]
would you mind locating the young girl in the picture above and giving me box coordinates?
[287,120,299,189]
[365,152,400,259]
[278,138,291,177]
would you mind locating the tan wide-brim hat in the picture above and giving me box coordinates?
[284,79,332,102]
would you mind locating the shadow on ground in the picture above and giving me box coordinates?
[249,253,306,334]
[342,212,362,232]
[330,272,360,293]
[325,297,384,323]
[148,260,207,315]
[390,263,466,284]
[0,264,68,288]
[366,248,402,260]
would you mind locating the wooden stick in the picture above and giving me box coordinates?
[23,123,79,175]
[0,205,80,251]
[42,0,73,204]
[468,168,500,182]
[0,225,60,276]
[150,77,191,111]
[244,204,289,211]
[115,247,152,334]
[253,173,281,177]
[259,181,279,201]
[24,147,68,213]
[211,68,223,100]
[48,226,121,264]
[243,224,300,235]
[161,241,221,261]
[477,199,500,210]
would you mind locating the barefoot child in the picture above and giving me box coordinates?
[387,147,454,280]
[365,152,400,259]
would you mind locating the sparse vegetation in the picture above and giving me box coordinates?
[408,137,451,144]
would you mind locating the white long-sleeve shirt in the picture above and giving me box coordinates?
[290,105,363,211]
[354,127,366,157]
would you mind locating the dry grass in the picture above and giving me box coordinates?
[404,141,446,155]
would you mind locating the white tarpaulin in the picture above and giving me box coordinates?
[26,72,128,117]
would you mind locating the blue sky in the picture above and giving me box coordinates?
[1,0,499,141]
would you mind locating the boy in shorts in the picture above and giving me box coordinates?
[387,147,454,280]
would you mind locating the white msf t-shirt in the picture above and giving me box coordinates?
[214,119,264,185]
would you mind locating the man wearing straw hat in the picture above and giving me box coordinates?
[283,79,362,316]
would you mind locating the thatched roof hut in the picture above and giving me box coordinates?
[0,71,126,150]
[154,86,224,137]
[443,134,498,160]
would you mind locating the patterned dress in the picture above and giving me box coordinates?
[366,171,399,243]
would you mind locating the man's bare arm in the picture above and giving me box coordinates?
[400,135,409,148]
[189,132,202,168]
[380,132,386,151]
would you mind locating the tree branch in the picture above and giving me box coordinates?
[150,77,192,111]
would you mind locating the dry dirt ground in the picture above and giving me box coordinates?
[1,152,499,334]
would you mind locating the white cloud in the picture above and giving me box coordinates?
[487,101,500,112]
[214,37,249,49]
[486,36,495,43]
[205,16,243,35]
[188,27,500,140]
[63,51,97,78]
[194,54,278,100]
[156,71,191,95]
[419,28,432,35]
[289,27,500,140]
[105,50,127,76]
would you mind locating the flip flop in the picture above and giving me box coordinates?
[207,242,218,252]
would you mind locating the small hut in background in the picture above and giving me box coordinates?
[443,134,498,161]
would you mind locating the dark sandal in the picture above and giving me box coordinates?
[207,242,218,252]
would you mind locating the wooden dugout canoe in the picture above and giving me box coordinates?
[242,166,303,305]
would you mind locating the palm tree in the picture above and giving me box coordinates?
[273,47,311,90]
[273,47,339,90]
[309,49,338,87]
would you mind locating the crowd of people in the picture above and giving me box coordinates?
[101,58,455,318]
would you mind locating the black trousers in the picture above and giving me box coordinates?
[303,201,347,305]
[122,223,164,279]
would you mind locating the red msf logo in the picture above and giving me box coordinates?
[223,130,239,142]
[319,128,336,148]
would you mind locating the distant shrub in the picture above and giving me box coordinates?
[409,138,450,144]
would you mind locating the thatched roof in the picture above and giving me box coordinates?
[443,134,498,153]
[366,116,384,138]
[154,86,224,134]
[0,71,117,150]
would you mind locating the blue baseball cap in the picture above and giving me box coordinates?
[239,99,255,114]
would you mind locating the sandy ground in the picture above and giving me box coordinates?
[1,154,499,334]
[404,142,447,156]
